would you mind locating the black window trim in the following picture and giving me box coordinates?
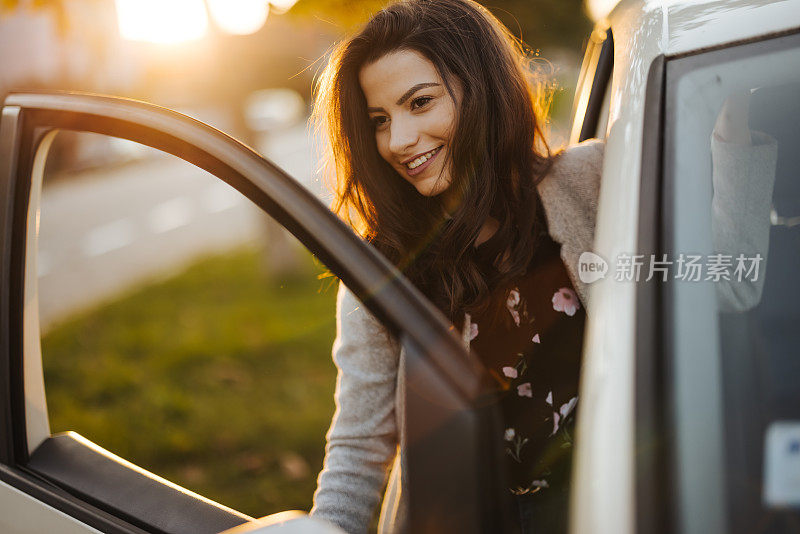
[575,27,614,143]
[0,92,510,533]
[635,53,671,534]
[0,104,21,468]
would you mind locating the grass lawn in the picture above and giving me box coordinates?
[41,245,340,518]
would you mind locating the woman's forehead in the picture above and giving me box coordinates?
[359,50,443,104]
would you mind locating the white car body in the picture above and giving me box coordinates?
[574,1,800,534]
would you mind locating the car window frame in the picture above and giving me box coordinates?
[0,93,510,534]
[570,26,614,144]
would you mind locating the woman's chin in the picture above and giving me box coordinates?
[413,175,452,197]
[415,186,439,197]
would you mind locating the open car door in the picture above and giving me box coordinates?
[0,93,510,533]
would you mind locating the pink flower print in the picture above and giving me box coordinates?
[504,428,515,441]
[559,396,578,419]
[551,411,561,436]
[545,390,553,406]
[552,287,580,316]
[551,397,578,436]
[468,322,479,341]
[506,287,522,326]
[517,382,533,398]
[531,479,549,489]
[532,333,540,343]
[507,288,520,308]
[502,366,518,379]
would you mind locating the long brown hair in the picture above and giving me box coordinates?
[313,0,554,322]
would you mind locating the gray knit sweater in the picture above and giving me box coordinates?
[309,135,777,534]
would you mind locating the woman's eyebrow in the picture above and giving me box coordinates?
[366,82,441,113]
[395,82,440,105]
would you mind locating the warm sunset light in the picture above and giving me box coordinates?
[206,0,270,36]
[586,0,621,21]
[269,0,300,14]
[115,0,209,44]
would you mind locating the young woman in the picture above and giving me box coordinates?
[308,1,776,533]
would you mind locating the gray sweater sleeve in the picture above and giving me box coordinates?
[711,130,778,312]
[310,284,401,534]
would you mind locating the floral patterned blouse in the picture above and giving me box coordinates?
[469,217,586,501]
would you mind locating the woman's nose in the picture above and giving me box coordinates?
[388,118,419,155]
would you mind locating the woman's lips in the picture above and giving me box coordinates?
[404,146,442,177]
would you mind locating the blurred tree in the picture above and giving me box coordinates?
[290,0,592,52]
[0,0,69,34]
[0,0,51,8]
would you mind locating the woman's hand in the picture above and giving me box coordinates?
[713,92,752,145]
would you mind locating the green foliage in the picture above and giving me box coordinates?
[486,0,591,51]
[290,0,387,29]
[290,0,592,51]
[42,246,339,517]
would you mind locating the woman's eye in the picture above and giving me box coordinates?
[410,96,433,110]
[371,116,388,129]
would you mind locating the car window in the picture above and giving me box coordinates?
[664,31,800,534]
[570,27,613,144]
[32,130,338,518]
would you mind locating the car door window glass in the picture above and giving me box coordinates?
[665,33,800,534]
[33,130,338,517]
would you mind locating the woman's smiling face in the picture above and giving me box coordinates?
[359,49,461,197]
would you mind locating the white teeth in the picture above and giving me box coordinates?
[406,147,439,169]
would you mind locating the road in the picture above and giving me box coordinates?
[36,122,323,331]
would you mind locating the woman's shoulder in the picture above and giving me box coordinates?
[537,138,605,214]
[546,138,605,187]
[535,138,605,309]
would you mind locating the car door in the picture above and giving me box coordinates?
[0,93,510,533]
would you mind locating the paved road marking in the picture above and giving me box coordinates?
[147,197,194,234]
[46,184,252,268]
[82,218,136,257]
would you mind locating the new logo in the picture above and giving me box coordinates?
[578,252,608,284]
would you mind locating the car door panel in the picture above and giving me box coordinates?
[0,478,103,534]
[0,463,147,534]
[28,432,252,534]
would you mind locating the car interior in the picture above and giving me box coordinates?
[720,80,800,534]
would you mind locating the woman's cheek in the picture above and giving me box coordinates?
[375,136,390,165]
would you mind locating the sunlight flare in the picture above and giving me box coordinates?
[207,0,270,36]
[115,0,208,44]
